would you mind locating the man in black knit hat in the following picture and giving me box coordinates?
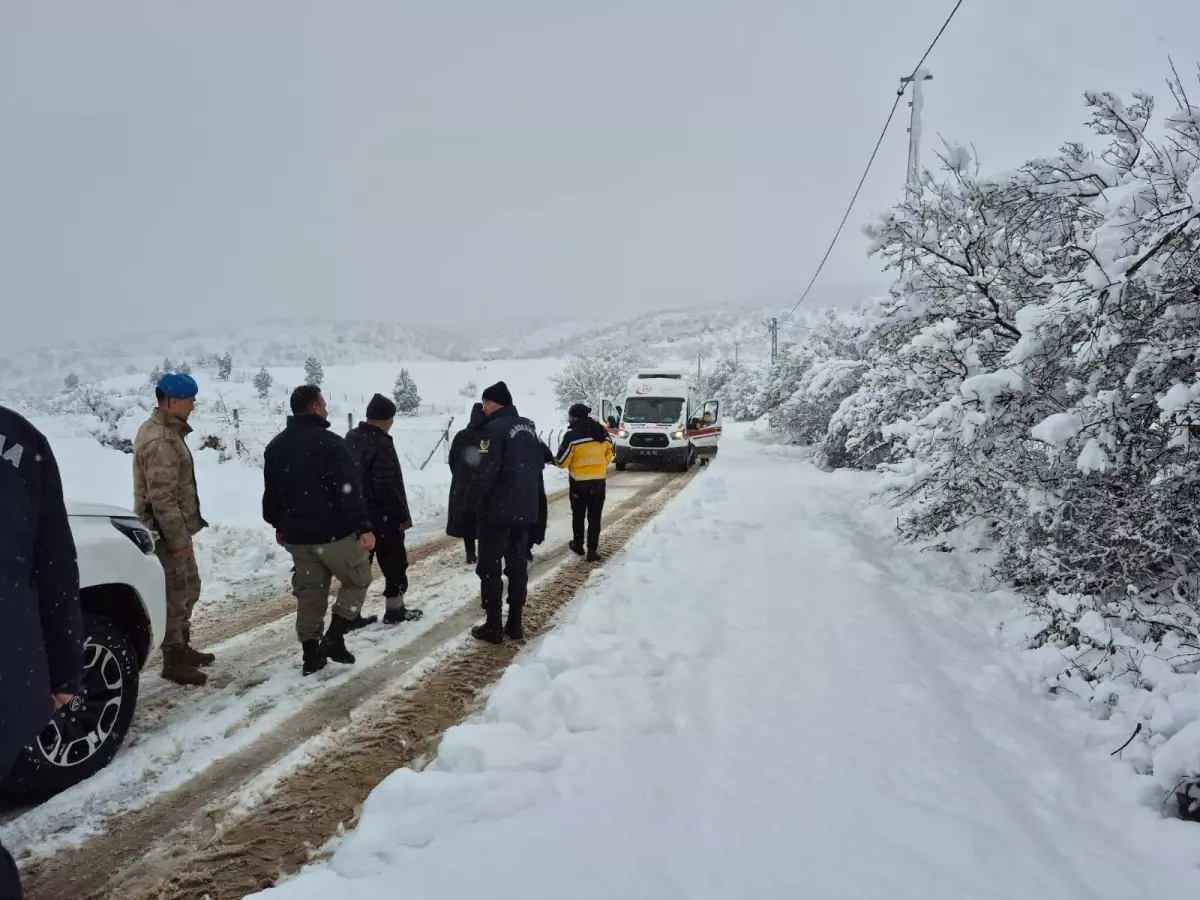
[464,381,543,643]
[346,393,424,626]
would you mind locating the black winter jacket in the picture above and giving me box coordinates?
[345,422,411,535]
[0,406,83,774]
[464,406,543,526]
[262,415,372,546]
[529,440,553,546]
[446,404,486,539]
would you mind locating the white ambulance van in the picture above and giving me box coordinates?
[606,371,722,471]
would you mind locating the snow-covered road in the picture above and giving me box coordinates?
[259,433,1200,900]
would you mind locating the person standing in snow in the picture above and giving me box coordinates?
[464,381,543,643]
[262,385,376,676]
[526,436,554,562]
[556,403,614,562]
[446,402,487,564]
[345,393,423,626]
[133,373,212,686]
[0,406,83,900]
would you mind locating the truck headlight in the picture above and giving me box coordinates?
[673,428,685,440]
[111,517,156,555]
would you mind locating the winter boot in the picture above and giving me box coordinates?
[586,551,601,563]
[345,613,379,632]
[466,551,477,565]
[301,639,327,676]
[504,606,525,641]
[568,540,584,557]
[526,547,535,562]
[161,645,208,686]
[471,608,505,645]
[320,615,357,665]
[383,605,425,625]
[181,627,216,667]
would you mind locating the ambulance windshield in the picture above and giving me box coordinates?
[623,397,684,425]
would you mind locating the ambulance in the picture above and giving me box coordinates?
[601,370,722,471]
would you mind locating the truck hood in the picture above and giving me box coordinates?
[67,499,137,519]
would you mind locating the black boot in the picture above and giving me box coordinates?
[345,613,379,631]
[505,606,525,641]
[383,605,424,625]
[320,615,357,665]
[471,608,504,644]
[568,540,584,556]
[586,550,601,563]
[301,639,327,676]
[466,551,477,565]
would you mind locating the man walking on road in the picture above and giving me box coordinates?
[556,402,614,562]
[133,373,212,686]
[346,393,423,626]
[1,406,83,900]
[263,385,376,676]
[465,381,543,644]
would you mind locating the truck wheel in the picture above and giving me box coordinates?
[2,614,141,803]
[615,461,628,471]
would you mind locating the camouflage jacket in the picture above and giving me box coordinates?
[132,408,207,551]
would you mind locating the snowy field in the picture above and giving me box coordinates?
[254,429,1200,900]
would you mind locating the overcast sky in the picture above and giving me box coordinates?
[2,0,1196,349]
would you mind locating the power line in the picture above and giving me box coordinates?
[775,0,965,326]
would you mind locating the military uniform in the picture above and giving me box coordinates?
[133,408,208,652]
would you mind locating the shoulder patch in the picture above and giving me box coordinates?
[479,439,490,453]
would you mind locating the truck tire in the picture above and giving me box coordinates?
[2,614,141,803]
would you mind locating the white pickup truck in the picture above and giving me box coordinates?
[2,502,165,802]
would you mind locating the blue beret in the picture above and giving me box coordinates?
[157,373,198,399]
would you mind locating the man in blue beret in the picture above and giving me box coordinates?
[133,372,211,686]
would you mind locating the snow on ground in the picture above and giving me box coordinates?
[258,430,1200,900]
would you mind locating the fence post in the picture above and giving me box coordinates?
[233,408,246,457]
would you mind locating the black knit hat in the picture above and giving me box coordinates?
[366,393,397,420]
[568,403,591,419]
[481,381,513,407]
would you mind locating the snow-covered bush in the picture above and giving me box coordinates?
[393,369,421,416]
[458,380,477,398]
[551,347,643,411]
[217,352,233,381]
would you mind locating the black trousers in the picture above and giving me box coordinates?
[1,764,19,899]
[570,479,607,554]
[370,527,408,598]
[477,523,530,614]
[463,537,476,560]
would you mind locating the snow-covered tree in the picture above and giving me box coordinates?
[63,372,80,393]
[304,356,324,388]
[218,352,233,381]
[393,368,421,416]
[253,366,274,400]
[702,358,765,421]
[175,360,193,375]
[552,347,643,411]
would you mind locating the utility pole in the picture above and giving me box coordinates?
[898,69,932,276]
[898,70,932,201]
[694,352,704,388]
[768,317,778,363]
[733,342,739,368]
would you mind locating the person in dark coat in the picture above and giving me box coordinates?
[345,393,423,626]
[263,385,375,675]
[446,402,486,564]
[525,437,554,562]
[0,406,83,899]
[464,381,543,644]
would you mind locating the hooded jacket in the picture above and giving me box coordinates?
[446,403,487,538]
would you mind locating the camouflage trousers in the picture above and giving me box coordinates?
[156,546,201,649]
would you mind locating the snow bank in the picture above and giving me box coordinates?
[256,438,1200,900]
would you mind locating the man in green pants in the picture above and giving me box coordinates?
[262,385,376,676]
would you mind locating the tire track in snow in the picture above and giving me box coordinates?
[19,468,693,900]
